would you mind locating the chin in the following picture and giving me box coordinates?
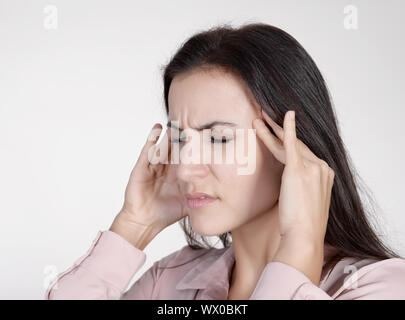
[189,215,226,237]
[189,212,233,237]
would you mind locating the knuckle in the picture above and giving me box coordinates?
[319,159,329,171]
[256,126,269,137]
[308,162,321,176]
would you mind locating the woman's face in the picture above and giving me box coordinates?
[167,67,284,236]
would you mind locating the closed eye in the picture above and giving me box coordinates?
[169,137,233,144]
[211,136,232,144]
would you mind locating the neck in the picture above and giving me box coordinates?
[228,203,281,298]
[228,202,339,299]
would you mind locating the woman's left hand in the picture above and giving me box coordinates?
[253,109,335,285]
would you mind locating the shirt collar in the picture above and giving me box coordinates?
[175,242,338,291]
[176,243,235,291]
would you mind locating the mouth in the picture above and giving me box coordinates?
[185,192,218,209]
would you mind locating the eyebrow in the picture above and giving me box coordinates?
[166,120,238,131]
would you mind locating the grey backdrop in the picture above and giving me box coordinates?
[0,0,404,299]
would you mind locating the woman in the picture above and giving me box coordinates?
[45,23,405,300]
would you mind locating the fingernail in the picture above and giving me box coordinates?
[290,111,295,120]
[254,118,265,127]
[148,125,161,141]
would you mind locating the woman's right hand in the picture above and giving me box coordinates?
[109,123,187,247]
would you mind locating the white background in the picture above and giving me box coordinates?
[0,0,404,299]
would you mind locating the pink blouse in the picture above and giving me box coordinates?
[45,230,405,300]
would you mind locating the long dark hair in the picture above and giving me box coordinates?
[159,22,401,270]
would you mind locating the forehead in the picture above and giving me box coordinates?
[168,67,260,121]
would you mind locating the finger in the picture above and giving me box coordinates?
[137,123,162,168]
[327,168,335,194]
[283,110,303,168]
[253,118,286,164]
[253,117,315,168]
[261,109,284,140]
[158,131,173,167]
[149,130,170,167]
[262,109,322,165]
[325,170,334,213]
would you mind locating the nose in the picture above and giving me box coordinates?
[175,135,210,182]
[177,162,210,182]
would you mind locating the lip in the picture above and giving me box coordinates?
[186,192,216,199]
[185,192,218,209]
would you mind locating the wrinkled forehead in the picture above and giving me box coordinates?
[167,67,261,125]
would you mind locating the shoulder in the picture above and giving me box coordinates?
[324,257,405,299]
[355,257,405,287]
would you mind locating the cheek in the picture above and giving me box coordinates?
[255,157,283,210]
[256,137,284,193]
[190,148,282,236]
[215,139,283,217]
